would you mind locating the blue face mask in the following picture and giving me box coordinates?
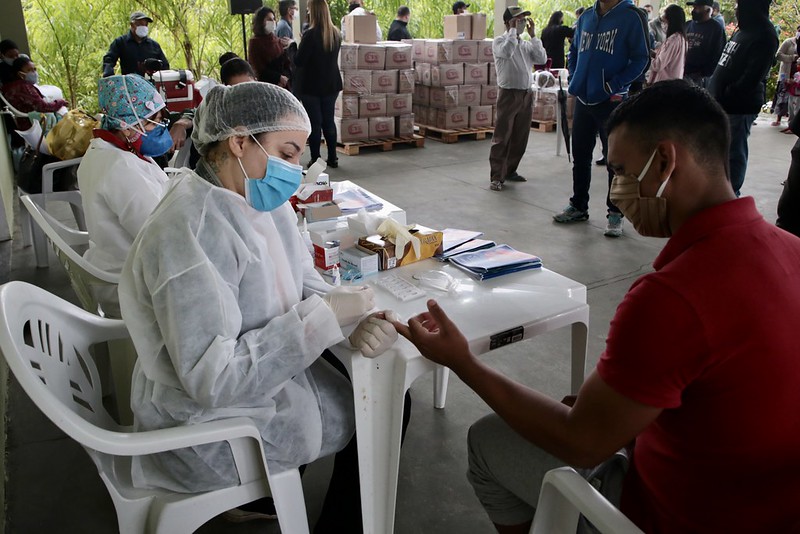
[238,136,303,212]
[139,124,173,157]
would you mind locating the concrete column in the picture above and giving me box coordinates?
[493,0,509,38]
[0,0,30,55]
[295,0,307,42]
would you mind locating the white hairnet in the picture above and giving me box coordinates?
[192,81,311,156]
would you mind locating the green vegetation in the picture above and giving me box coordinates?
[19,0,799,111]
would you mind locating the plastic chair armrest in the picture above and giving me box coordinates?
[531,467,644,534]
[41,157,82,197]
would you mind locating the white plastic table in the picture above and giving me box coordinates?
[330,259,589,534]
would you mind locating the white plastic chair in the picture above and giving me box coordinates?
[530,467,644,534]
[0,281,310,534]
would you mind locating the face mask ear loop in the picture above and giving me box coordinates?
[656,173,671,198]
[637,148,659,183]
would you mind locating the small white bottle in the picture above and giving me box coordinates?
[301,219,314,259]
[331,265,341,286]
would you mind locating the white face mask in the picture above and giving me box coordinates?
[265,20,276,33]
[135,25,149,38]
[2,56,13,66]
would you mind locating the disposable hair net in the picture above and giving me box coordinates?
[192,81,311,156]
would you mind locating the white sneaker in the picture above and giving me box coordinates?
[604,213,623,237]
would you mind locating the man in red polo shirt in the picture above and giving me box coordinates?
[393,80,800,533]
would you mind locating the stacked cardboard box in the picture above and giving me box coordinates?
[410,35,498,131]
[335,41,415,143]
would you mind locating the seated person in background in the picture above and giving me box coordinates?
[0,39,20,85]
[78,75,172,315]
[221,58,257,86]
[248,6,291,88]
[119,81,400,531]
[387,6,412,41]
[1,55,68,130]
[393,80,800,533]
[102,11,170,77]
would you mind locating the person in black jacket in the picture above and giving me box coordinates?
[707,0,778,196]
[777,112,800,237]
[295,0,343,168]
[387,6,412,41]
[102,11,170,77]
[540,11,574,69]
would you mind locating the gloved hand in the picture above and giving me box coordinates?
[349,311,400,358]
[324,285,375,326]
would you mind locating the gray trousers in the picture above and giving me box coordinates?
[490,88,534,182]
[467,413,628,527]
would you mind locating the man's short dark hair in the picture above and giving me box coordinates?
[348,2,361,13]
[397,6,410,17]
[278,0,296,19]
[0,39,18,54]
[607,80,730,173]
[220,58,255,85]
[218,51,239,67]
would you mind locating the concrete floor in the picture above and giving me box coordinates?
[2,116,795,533]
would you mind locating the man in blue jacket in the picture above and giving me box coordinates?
[553,0,649,237]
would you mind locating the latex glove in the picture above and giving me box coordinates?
[324,285,375,326]
[349,311,399,357]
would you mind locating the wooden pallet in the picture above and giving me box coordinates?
[416,124,494,143]
[531,120,557,133]
[334,134,425,156]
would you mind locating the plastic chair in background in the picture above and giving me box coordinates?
[0,281,311,534]
[530,467,644,534]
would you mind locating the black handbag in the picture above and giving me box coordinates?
[16,119,76,194]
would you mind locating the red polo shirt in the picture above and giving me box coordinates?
[597,197,800,533]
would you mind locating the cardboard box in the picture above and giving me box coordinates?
[294,184,334,204]
[458,85,481,107]
[342,70,372,94]
[444,14,472,40]
[469,105,492,128]
[341,247,379,277]
[464,62,488,85]
[358,235,397,270]
[310,226,357,252]
[470,13,487,40]
[435,106,469,129]
[453,41,479,62]
[383,43,413,69]
[303,202,343,224]
[386,93,412,116]
[429,85,459,109]
[358,229,443,269]
[532,103,556,122]
[372,69,399,93]
[313,240,340,270]
[344,13,378,44]
[414,84,430,106]
[535,90,558,106]
[335,117,369,142]
[399,228,444,266]
[411,39,426,61]
[431,63,464,87]
[368,116,395,139]
[398,69,415,93]
[335,94,359,118]
[478,39,495,63]
[424,39,454,65]
[480,85,498,105]
[489,64,497,85]
[359,94,387,118]
[417,62,431,86]
[339,43,359,70]
[357,44,386,70]
[396,113,415,137]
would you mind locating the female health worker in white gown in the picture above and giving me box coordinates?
[118,81,399,532]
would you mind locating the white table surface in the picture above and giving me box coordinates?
[330,258,589,534]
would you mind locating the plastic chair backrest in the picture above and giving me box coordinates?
[0,282,127,435]
[0,91,26,118]
[168,137,193,169]
[21,195,119,317]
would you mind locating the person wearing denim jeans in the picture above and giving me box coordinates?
[553,0,649,237]
[707,0,777,196]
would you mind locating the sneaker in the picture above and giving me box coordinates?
[505,172,527,182]
[553,204,589,223]
[595,157,607,166]
[223,497,278,523]
[604,212,624,237]
[490,180,503,191]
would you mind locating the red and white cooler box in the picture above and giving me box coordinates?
[152,70,202,113]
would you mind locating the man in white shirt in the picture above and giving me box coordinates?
[341,0,383,41]
[489,6,546,191]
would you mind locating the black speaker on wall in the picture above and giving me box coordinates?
[228,0,263,15]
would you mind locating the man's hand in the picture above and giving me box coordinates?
[169,121,190,150]
[391,299,474,372]
[526,17,535,37]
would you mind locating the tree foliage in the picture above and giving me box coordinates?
[21,0,800,111]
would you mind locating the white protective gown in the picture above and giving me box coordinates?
[78,137,169,276]
[119,169,353,493]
